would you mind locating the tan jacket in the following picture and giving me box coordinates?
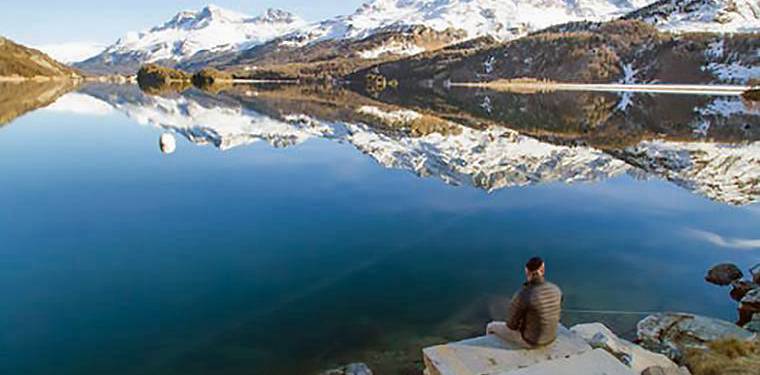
[507,277,562,346]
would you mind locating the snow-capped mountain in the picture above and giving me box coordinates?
[282,0,656,46]
[75,5,305,74]
[625,0,760,33]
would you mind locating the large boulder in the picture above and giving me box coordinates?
[571,323,684,374]
[637,313,756,362]
[705,264,743,286]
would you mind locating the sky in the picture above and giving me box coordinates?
[0,0,364,46]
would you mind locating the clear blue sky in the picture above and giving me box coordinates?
[1,0,364,45]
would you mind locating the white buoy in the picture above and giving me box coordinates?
[159,133,176,154]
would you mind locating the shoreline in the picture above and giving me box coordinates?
[451,81,752,96]
[0,76,83,83]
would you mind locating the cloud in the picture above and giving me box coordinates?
[686,228,760,250]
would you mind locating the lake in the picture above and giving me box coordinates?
[1,82,759,375]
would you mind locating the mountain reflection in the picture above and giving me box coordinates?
[0,81,79,126]
[71,83,760,205]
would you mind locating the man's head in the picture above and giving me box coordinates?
[525,257,545,282]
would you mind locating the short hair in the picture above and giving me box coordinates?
[526,257,544,272]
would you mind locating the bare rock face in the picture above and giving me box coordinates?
[320,363,373,375]
[637,313,756,362]
[705,263,743,286]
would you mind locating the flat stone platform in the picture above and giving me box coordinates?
[423,325,635,375]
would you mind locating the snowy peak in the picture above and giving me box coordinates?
[156,5,250,32]
[287,0,657,46]
[76,5,306,73]
[259,8,301,24]
[625,0,760,33]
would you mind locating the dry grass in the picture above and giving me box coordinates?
[0,37,78,78]
[684,339,760,375]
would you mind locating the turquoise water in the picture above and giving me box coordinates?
[1,85,759,374]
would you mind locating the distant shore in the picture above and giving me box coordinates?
[452,80,752,96]
[0,76,82,83]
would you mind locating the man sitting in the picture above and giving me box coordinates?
[486,257,562,347]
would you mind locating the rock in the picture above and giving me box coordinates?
[423,325,591,375]
[571,323,681,374]
[738,289,760,326]
[503,349,636,375]
[320,362,373,375]
[637,313,756,362]
[705,263,743,286]
[641,365,691,375]
[751,264,760,284]
[742,288,760,307]
[745,314,760,333]
[730,280,758,302]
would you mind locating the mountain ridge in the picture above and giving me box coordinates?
[75,0,661,75]
[74,5,306,75]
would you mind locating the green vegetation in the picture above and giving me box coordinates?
[136,64,191,94]
[0,37,79,79]
[191,68,233,92]
[191,68,231,85]
[684,338,760,375]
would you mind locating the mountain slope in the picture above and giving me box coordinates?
[0,37,80,79]
[624,0,760,33]
[283,0,655,45]
[355,19,760,86]
[75,5,306,75]
[180,24,469,80]
[78,0,657,76]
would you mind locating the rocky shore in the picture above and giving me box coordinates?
[323,263,760,375]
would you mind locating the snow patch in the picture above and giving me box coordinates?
[358,41,425,59]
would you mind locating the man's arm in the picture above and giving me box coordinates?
[507,290,526,331]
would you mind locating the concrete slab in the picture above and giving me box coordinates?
[423,325,592,375]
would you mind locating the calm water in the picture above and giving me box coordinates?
[1,83,759,374]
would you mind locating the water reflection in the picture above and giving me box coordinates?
[73,83,760,205]
[0,81,78,126]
